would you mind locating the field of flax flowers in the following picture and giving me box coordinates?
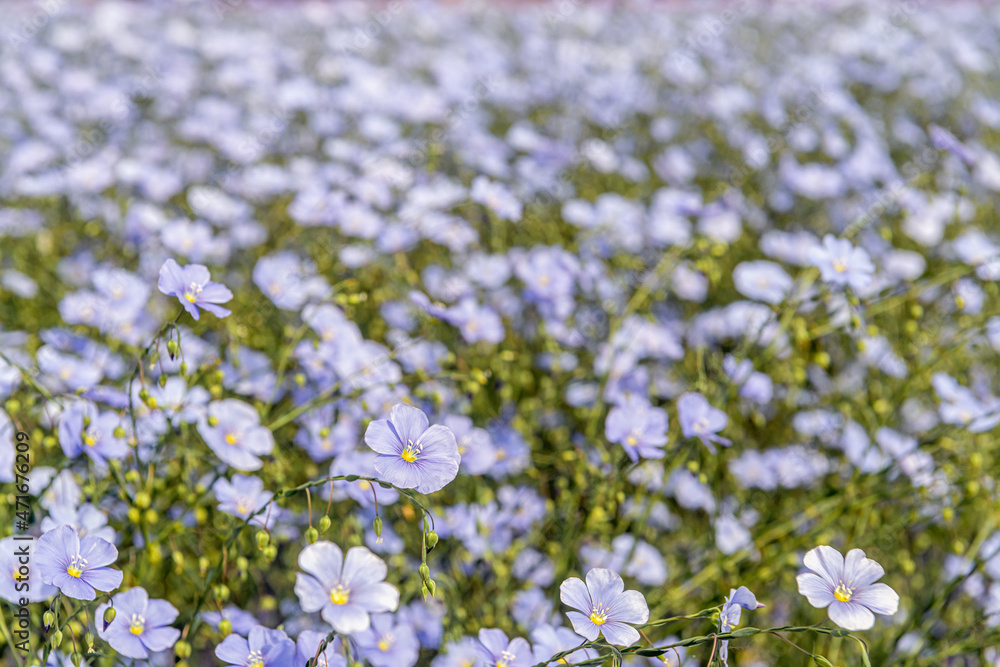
[1,0,1000,665]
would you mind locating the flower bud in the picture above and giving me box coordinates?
[418,564,430,581]
[175,640,192,659]
[318,516,331,533]
[144,509,159,524]
[51,630,63,648]
[139,389,149,401]
[236,556,249,571]
[85,632,95,652]
[158,374,168,388]
[319,427,331,438]
[263,545,278,561]
[127,507,142,524]
[43,611,55,629]
[113,425,126,438]
[373,516,383,538]
[179,361,188,375]
[214,584,231,602]
[813,657,835,667]
[219,619,233,636]
[4,399,20,414]
[306,527,319,544]
[71,653,82,667]
[167,340,179,359]
[427,580,436,596]
[103,606,116,629]
[426,531,438,549]
[207,415,219,427]
[134,491,151,509]
[421,584,429,600]
[146,396,158,409]
[256,532,270,549]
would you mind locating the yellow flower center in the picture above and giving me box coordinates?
[496,651,516,667]
[83,433,97,447]
[590,603,609,626]
[129,614,145,635]
[626,435,637,446]
[246,650,265,667]
[834,583,853,602]
[225,432,239,445]
[401,438,421,463]
[330,584,350,605]
[377,634,395,651]
[184,282,204,303]
[66,555,87,579]
[833,260,847,273]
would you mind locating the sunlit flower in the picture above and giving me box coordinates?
[560,568,649,646]
[797,545,899,631]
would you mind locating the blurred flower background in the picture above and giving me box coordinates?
[1,0,1000,665]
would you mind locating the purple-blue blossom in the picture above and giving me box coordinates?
[560,568,650,646]
[36,525,123,601]
[294,541,399,634]
[796,545,899,631]
[95,587,180,659]
[216,625,296,667]
[157,258,233,320]
[364,404,461,494]
[677,392,731,452]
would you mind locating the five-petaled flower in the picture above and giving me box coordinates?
[559,568,649,646]
[37,525,123,601]
[364,404,461,494]
[216,625,295,667]
[476,628,533,667]
[294,540,399,634]
[96,587,181,659]
[157,258,233,321]
[796,545,899,631]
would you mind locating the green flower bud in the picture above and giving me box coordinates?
[5,399,21,414]
[127,507,142,524]
[113,425,126,438]
[51,630,63,648]
[146,396,158,409]
[158,374,167,388]
[134,491,151,509]
[43,611,55,629]
[219,619,233,636]
[306,527,319,544]
[418,564,430,581]
[421,584,429,600]
[318,515,332,533]
[179,361,188,375]
[175,640,192,659]
[144,508,159,524]
[426,531,439,549]
[256,532,270,549]
[373,516,383,538]
[263,545,278,561]
[319,427,331,438]
[427,580,436,596]
[85,632,95,652]
[207,415,219,427]
[813,657,835,667]
[138,388,149,401]
[236,556,249,571]
[215,584,231,602]
[71,653,82,667]
[103,606,116,629]
[167,340,179,358]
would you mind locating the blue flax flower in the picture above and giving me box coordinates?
[157,258,233,320]
[719,586,764,666]
[96,587,180,659]
[216,625,295,667]
[560,568,649,646]
[797,545,899,631]
[37,525,122,600]
[294,541,399,634]
[365,404,461,494]
[677,392,731,453]
[476,628,533,667]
